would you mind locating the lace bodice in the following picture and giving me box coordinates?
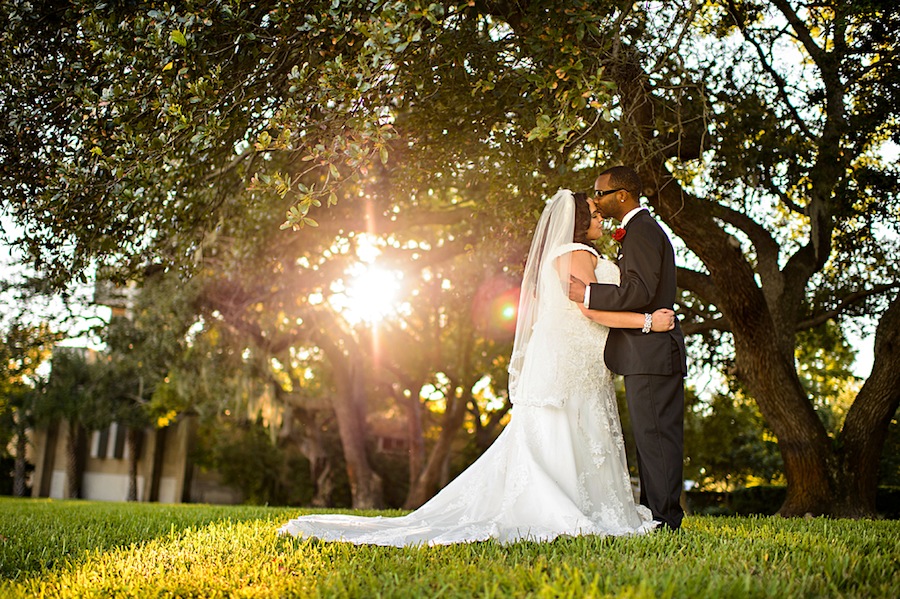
[595,256,621,285]
[509,246,619,408]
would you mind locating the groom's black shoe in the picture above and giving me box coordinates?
[651,520,681,533]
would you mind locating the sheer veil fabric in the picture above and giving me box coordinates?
[278,190,656,546]
[507,188,579,406]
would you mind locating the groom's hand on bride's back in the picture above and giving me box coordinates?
[568,275,587,303]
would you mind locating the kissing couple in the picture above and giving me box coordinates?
[280,165,687,545]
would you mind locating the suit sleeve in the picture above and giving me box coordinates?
[588,220,663,311]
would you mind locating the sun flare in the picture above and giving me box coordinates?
[340,265,403,325]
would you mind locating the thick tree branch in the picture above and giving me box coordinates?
[796,284,900,330]
[726,0,816,141]
[676,266,718,305]
[708,200,782,287]
[769,0,827,68]
[681,317,730,335]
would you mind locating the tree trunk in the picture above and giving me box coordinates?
[126,427,143,502]
[291,407,336,507]
[311,459,335,507]
[832,292,900,517]
[403,329,477,509]
[65,421,87,499]
[742,290,900,517]
[668,214,847,515]
[403,390,471,509]
[731,323,834,516]
[330,362,383,509]
[402,386,426,495]
[13,415,28,497]
[309,316,384,509]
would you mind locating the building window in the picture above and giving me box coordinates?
[90,423,129,460]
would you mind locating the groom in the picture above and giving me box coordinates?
[568,165,687,531]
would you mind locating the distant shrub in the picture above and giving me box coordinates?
[876,486,900,519]
[687,486,899,519]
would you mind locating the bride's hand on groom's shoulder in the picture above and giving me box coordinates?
[651,309,675,332]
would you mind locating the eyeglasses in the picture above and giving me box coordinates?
[594,188,624,198]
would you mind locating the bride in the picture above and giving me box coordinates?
[279,189,674,545]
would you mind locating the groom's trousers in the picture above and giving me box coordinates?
[623,340,685,531]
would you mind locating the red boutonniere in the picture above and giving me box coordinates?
[612,227,626,243]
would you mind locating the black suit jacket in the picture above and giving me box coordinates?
[587,210,687,376]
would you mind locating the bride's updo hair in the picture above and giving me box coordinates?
[572,191,593,247]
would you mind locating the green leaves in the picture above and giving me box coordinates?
[169,29,187,47]
[6,0,606,286]
[526,114,554,142]
[281,196,321,230]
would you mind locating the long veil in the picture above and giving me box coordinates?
[508,189,577,403]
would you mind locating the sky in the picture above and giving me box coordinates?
[1,215,110,349]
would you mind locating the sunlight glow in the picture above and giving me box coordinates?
[355,234,381,263]
[337,265,403,325]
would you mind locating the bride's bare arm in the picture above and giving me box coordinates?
[584,307,675,331]
[568,250,675,331]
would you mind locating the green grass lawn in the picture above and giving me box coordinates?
[0,498,897,598]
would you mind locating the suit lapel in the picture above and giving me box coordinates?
[619,210,652,258]
[617,211,639,263]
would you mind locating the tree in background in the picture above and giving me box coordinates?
[94,271,199,501]
[0,321,60,496]
[592,0,900,516]
[685,390,784,491]
[0,0,614,508]
[179,173,517,508]
[33,347,110,498]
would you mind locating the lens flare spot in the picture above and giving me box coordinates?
[472,276,520,340]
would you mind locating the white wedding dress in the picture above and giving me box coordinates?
[279,235,656,546]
